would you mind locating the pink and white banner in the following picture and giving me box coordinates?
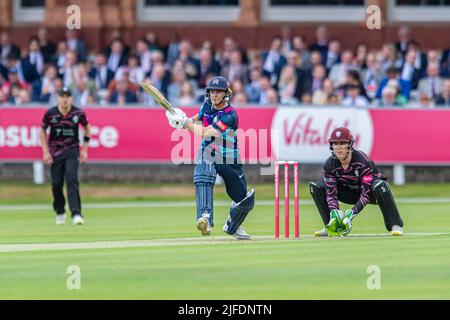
[1,106,450,164]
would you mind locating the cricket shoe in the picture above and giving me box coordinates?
[230,226,251,240]
[314,227,328,237]
[197,217,212,236]
[56,213,66,225]
[391,225,403,236]
[72,215,85,225]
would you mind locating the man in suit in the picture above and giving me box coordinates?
[399,50,423,90]
[65,29,88,63]
[309,25,329,63]
[89,52,115,90]
[107,38,128,74]
[395,26,411,59]
[440,48,450,77]
[418,62,444,100]
[262,37,287,88]
[0,31,20,64]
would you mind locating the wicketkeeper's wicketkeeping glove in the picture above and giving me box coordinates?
[340,209,355,236]
[325,209,344,237]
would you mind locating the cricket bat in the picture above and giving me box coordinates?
[140,83,176,115]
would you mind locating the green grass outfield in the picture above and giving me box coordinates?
[0,182,450,299]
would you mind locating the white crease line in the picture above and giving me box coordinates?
[1,233,449,253]
[2,198,450,211]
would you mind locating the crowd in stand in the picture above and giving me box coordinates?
[1,25,449,108]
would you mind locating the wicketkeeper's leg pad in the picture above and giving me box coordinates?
[309,181,331,226]
[372,179,404,231]
[224,189,255,235]
[194,163,217,226]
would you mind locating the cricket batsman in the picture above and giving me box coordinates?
[165,76,254,239]
[309,127,404,237]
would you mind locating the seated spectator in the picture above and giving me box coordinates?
[221,49,249,85]
[46,77,63,106]
[198,48,221,89]
[441,48,450,77]
[65,29,88,62]
[336,69,369,101]
[262,37,287,87]
[435,79,450,107]
[361,52,385,100]
[418,62,444,100]
[292,35,310,70]
[245,68,262,103]
[61,50,78,87]
[379,43,403,73]
[107,38,128,74]
[354,43,368,70]
[178,81,196,106]
[165,33,180,68]
[52,41,68,75]
[115,55,145,86]
[329,50,358,87]
[39,65,59,102]
[265,89,279,105]
[258,76,274,105]
[324,39,341,72]
[312,78,339,105]
[89,51,115,90]
[145,31,161,52]
[407,40,427,75]
[306,64,327,97]
[376,66,411,100]
[1,67,30,103]
[70,64,97,107]
[399,50,422,90]
[0,31,20,64]
[278,65,299,105]
[417,91,433,108]
[309,25,329,63]
[136,38,153,75]
[231,92,248,106]
[283,51,312,101]
[109,79,138,105]
[341,84,370,107]
[230,79,245,96]
[380,80,408,107]
[149,63,169,96]
[9,86,31,106]
[38,27,56,63]
[177,40,200,82]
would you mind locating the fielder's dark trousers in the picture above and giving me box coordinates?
[50,149,82,217]
[310,179,404,231]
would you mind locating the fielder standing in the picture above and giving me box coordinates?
[309,127,404,236]
[39,88,91,225]
[165,76,255,239]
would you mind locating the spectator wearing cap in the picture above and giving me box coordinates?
[376,66,411,101]
[417,62,444,100]
[435,79,450,107]
[341,84,370,107]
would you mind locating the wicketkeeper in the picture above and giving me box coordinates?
[310,127,404,237]
[165,76,255,239]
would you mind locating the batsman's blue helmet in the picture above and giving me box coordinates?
[206,76,232,102]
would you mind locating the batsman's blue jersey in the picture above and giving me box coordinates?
[198,101,240,163]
